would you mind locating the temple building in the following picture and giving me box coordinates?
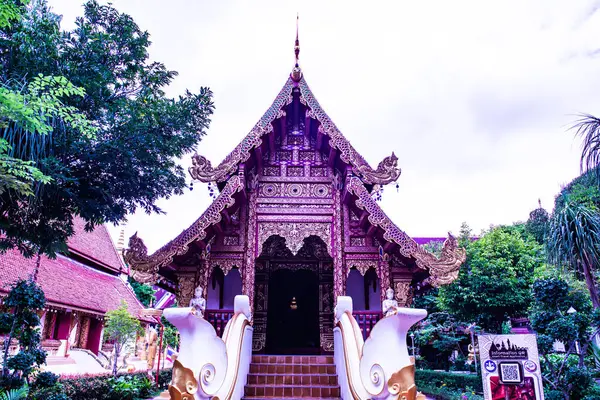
[125,34,465,355]
[0,217,153,362]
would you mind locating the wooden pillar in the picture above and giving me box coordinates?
[175,269,197,307]
[333,188,344,298]
[243,191,258,311]
[378,251,391,302]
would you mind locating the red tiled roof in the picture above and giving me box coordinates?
[0,249,153,323]
[67,218,125,273]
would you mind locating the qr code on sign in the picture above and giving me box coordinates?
[499,362,522,383]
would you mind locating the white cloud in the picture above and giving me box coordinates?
[48,0,600,250]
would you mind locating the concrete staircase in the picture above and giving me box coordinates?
[243,354,340,399]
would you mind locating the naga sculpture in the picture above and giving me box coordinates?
[356,153,401,186]
[165,295,253,400]
[334,296,427,400]
[124,233,160,284]
[413,233,467,287]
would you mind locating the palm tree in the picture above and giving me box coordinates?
[573,114,600,182]
[546,196,600,308]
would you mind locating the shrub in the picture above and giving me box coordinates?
[158,368,172,390]
[416,369,482,392]
[545,390,564,400]
[32,372,58,388]
[26,369,173,400]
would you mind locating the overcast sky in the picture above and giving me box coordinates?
[49,0,600,252]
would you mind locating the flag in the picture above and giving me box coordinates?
[165,346,177,363]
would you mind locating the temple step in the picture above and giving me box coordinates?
[243,355,340,399]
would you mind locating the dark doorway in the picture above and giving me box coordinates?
[266,268,320,354]
[253,235,334,354]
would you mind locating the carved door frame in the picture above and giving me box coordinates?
[252,258,334,354]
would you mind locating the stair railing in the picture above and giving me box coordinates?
[205,309,234,337]
[333,296,427,400]
[163,295,253,400]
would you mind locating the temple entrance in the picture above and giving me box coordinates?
[253,235,335,354]
[266,269,320,354]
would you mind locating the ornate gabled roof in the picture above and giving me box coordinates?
[189,75,401,186]
[124,174,245,284]
[346,175,465,287]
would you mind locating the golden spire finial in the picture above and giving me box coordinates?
[291,13,302,81]
[295,13,300,65]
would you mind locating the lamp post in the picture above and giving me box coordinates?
[409,332,416,360]
[567,307,579,355]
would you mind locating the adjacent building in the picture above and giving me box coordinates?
[0,217,153,358]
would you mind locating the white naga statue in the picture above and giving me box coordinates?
[189,285,206,317]
[382,287,399,317]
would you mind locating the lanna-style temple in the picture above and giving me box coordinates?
[125,33,465,356]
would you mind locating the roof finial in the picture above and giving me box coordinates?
[295,13,300,65]
[291,13,302,82]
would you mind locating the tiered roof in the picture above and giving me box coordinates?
[126,39,466,288]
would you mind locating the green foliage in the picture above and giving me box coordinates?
[31,372,57,389]
[0,384,27,400]
[546,193,600,308]
[412,287,441,314]
[0,73,97,198]
[103,301,143,376]
[128,277,155,308]
[526,205,550,245]
[415,370,482,400]
[438,225,543,332]
[106,374,153,400]
[529,277,598,398]
[0,279,45,385]
[414,312,471,371]
[161,315,179,349]
[32,370,171,400]
[0,0,27,29]
[572,114,600,184]
[0,0,214,258]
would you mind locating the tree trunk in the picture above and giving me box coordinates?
[579,342,588,368]
[112,345,120,376]
[2,308,19,377]
[32,252,42,283]
[582,254,600,308]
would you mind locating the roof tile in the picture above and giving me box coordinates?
[0,248,152,322]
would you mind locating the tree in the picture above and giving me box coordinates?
[546,196,600,309]
[528,277,600,399]
[526,202,550,245]
[0,0,214,258]
[0,279,46,387]
[438,225,544,332]
[128,277,155,308]
[414,312,470,371]
[161,315,179,350]
[103,301,143,376]
[572,114,600,184]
